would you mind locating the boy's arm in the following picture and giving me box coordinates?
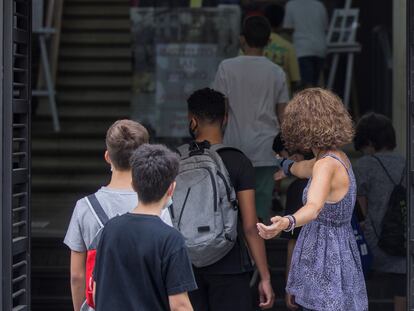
[277,103,287,124]
[211,63,228,96]
[238,189,274,309]
[275,71,289,124]
[70,251,87,311]
[285,240,299,310]
[169,292,194,311]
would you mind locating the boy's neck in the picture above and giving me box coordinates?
[107,169,133,190]
[132,201,164,216]
[243,46,264,57]
[195,126,223,145]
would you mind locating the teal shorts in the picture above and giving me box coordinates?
[254,166,276,223]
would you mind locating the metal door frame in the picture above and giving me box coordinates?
[1,0,32,309]
[408,0,414,309]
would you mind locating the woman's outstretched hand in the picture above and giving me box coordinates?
[257,216,290,239]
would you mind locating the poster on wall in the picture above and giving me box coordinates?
[156,44,218,136]
[130,6,240,138]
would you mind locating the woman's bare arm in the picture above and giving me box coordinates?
[290,158,316,179]
[258,158,335,238]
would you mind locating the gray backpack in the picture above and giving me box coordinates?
[172,142,239,267]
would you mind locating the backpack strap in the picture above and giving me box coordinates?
[371,155,397,185]
[176,144,190,157]
[85,194,109,228]
[321,153,351,174]
[210,144,244,155]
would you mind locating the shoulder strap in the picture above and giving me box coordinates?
[322,153,350,173]
[371,155,396,185]
[85,194,109,228]
[176,144,190,157]
[210,144,243,155]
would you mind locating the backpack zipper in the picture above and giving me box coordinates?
[178,167,218,212]
[216,171,232,202]
[178,188,191,229]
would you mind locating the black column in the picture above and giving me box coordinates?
[408,0,414,309]
[1,0,32,310]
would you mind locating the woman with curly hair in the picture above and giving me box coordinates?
[257,88,368,311]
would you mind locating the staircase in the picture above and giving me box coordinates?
[31,0,131,309]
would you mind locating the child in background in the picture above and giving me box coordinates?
[354,113,406,311]
[264,4,301,94]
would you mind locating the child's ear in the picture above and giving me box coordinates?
[104,151,111,165]
[167,182,176,197]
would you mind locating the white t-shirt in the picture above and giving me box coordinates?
[283,0,328,58]
[212,56,289,167]
[64,187,172,252]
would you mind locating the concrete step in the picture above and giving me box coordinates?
[32,173,109,192]
[58,75,131,89]
[60,32,131,46]
[64,6,129,18]
[32,191,89,210]
[59,61,131,74]
[65,0,129,4]
[31,119,128,138]
[32,137,105,154]
[56,90,130,104]
[60,47,130,60]
[32,156,107,174]
[62,19,130,31]
[37,104,130,119]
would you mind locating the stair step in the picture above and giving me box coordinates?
[58,75,131,89]
[32,157,107,174]
[60,47,130,60]
[33,174,109,192]
[66,0,129,4]
[56,91,130,103]
[62,19,130,31]
[59,61,131,74]
[38,105,131,120]
[32,192,89,210]
[60,32,131,45]
[64,6,129,18]
[32,137,106,154]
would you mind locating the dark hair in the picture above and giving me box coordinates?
[272,133,314,160]
[106,120,149,171]
[130,144,179,204]
[354,112,396,152]
[242,16,271,48]
[187,88,226,123]
[264,4,285,29]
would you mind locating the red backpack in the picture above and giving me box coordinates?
[84,194,109,309]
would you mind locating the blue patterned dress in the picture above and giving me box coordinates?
[286,154,368,311]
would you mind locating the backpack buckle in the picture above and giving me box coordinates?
[231,200,238,210]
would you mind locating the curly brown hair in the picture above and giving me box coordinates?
[281,88,354,152]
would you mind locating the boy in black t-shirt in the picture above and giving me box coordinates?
[186,88,274,310]
[93,144,197,311]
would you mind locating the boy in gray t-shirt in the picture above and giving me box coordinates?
[64,120,171,311]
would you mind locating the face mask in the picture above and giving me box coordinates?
[188,120,197,139]
[163,197,173,211]
[221,120,227,135]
